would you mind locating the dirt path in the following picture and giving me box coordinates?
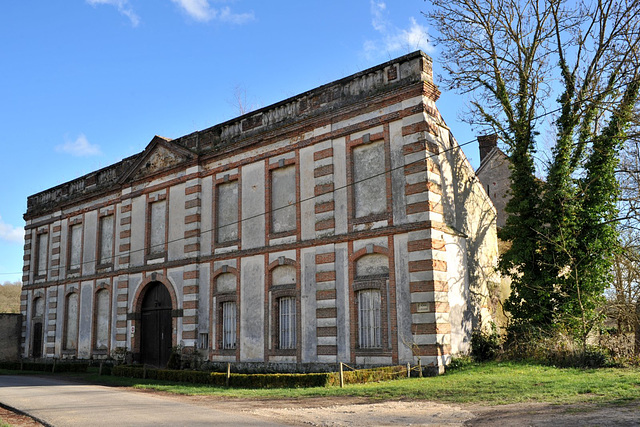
[2,380,639,426]
[161,393,640,426]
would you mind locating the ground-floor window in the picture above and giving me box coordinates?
[278,296,296,349]
[357,289,381,349]
[222,301,237,350]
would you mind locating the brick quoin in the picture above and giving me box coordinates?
[183,270,199,280]
[314,183,334,196]
[313,148,333,161]
[185,184,202,195]
[315,252,336,264]
[315,201,335,214]
[316,271,336,282]
[314,164,334,178]
[408,239,446,252]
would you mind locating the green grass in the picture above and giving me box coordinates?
[3,362,640,406]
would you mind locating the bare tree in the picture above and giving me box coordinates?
[425,0,640,346]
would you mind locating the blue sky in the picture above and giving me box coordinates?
[0,0,478,283]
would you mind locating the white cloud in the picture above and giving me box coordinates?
[86,0,140,27]
[0,216,23,244]
[364,1,433,59]
[170,0,254,24]
[56,134,102,157]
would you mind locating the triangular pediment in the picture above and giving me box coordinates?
[119,136,194,184]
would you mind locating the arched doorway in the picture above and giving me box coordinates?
[140,282,173,367]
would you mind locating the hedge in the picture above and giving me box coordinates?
[327,365,408,386]
[112,364,409,388]
[112,365,331,388]
[0,361,89,373]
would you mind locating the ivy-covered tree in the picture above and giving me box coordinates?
[426,0,640,344]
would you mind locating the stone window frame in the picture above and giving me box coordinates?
[346,130,393,230]
[92,283,112,355]
[66,217,84,274]
[266,257,300,357]
[265,157,300,240]
[96,208,116,269]
[34,228,49,280]
[146,192,169,260]
[210,265,240,358]
[350,246,393,357]
[62,287,80,355]
[213,172,241,249]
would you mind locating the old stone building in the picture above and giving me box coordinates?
[21,51,499,373]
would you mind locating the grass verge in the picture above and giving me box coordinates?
[3,361,640,406]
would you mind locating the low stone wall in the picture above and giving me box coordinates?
[0,314,21,361]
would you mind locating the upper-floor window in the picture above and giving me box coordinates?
[216,180,239,244]
[36,232,48,277]
[149,200,167,255]
[270,165,296,234]
[353,139,387,218]
[98,215,114,265]
[68,223,83,272]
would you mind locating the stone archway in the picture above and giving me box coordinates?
[140,282,173,367]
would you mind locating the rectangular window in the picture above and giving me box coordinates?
[278,296,296,349]
[149,200,166,255]
[271,165,296,234]
[222,301,237,350]
[357,289,382,349]
[36,233,48,277]
[65,293,79,351]
[68,224,82,271]
[94,289,110,350]
[216,181,239,243]
[198,333,209,350]
[99,215,114,265]
[353,140,387,218]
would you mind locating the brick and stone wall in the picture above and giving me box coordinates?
[20,51,499,373]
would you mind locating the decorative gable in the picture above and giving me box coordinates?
[119,136,194,184]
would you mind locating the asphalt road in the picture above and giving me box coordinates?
[0,375,284,426]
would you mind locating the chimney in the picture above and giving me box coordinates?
[478,134,498,163]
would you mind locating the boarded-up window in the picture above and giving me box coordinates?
[149,200,166,254]
[278,296,296,349]
[33,297,44,318]
[65,293,79,350]
[216,273,236,294]
[272,265,296,286]
[94,289,110,350]
[37,233,48,276]
[69,224,82,271]
[216,181,238,243]
[357,289,381,348]
[99,215,114,265]
[271,165,296,234]
[355,254,389,277]
[353,140,386,218]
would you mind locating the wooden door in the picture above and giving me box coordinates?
[31,322,42,358]
[140,282,172,367]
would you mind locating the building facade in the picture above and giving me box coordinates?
[21,51,499,373]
